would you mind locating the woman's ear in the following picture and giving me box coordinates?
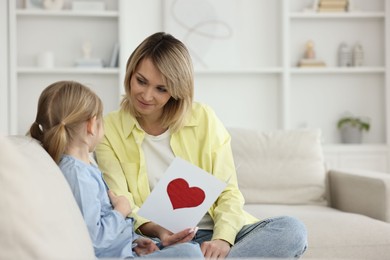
[86,116,97,136]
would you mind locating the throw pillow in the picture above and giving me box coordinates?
[229,128,327,206]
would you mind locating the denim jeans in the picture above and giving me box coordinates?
[193,216,308,259]
[138,241,203,258]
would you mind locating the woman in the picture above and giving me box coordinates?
[95,32,307,259]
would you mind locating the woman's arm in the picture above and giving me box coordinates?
[205,106,247,244]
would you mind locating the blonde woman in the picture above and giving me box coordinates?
[96,32,307,259]
[29,81,203,259]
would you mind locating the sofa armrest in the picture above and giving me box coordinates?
[328,169,390,223]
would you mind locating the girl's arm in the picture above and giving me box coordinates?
[65,168,132,249]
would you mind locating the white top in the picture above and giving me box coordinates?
[142,130,174,190]
[141,130,214,230]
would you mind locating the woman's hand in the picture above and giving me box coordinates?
[108,190,132,218]
[133,237,159,256]
[201,239,231,259]
[160,227,198,247]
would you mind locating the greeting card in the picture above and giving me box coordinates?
[138,157,227,233]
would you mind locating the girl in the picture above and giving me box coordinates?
[29,80,203,259]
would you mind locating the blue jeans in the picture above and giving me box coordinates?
[193,216,307,259]
[138,241,203,258]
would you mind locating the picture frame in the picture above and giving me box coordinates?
[163,0,236,69]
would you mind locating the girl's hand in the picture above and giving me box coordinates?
[201,239,231,259]
[160,227,198,247]
[108,190,132,218]
[133,237,159,256]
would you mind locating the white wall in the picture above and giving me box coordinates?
[118,0,163,92]
[0,0,9,134]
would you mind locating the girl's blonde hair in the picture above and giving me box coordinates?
[121,32,194,132]
[29,81,103,163]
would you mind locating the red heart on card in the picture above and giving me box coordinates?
[167,178,205,210]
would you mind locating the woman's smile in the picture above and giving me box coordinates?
[136,98,153,109]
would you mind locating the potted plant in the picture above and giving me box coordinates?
[337,115,370,144]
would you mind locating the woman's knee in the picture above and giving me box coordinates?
[276,216,308,254]
[280,216,307,237]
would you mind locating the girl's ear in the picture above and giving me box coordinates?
[86,116,97,136]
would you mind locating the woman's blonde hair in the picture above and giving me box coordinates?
[121,32,194,132]
[29,81,103,163]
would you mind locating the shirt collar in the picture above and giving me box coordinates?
[120,105,198,138]
[121,110,141,139]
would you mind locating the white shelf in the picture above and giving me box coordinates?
[16,9,118,17]
[195,68,283,75]
[6,0,389,172]
[290,67,385,74]
[9,0,121,135]
[17,67,119,74]
[290,12,385,19]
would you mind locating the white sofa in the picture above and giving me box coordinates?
[1,130,390,259]
[228,128,390,259]
[0,135,95,260]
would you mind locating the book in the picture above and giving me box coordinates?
[298,59,326,67]
[320,3,347,8]
[319,0,348,4]
[318,0,348,11]
[319,0,348,3]
[109,42,119,68]
[318,6,347,12]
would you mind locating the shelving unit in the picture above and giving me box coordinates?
[287,0,388,171]
[6,0,389,171]
[9,0,120,134]
[142,0,387,171]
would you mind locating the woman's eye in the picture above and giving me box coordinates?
[137,77,146,85]
[157,86,167,93]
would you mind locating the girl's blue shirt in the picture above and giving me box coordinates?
[59,154,138,258]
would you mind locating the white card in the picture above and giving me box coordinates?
[138,157,227,233]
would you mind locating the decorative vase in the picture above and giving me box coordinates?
[340,125,363,144]
[338,42,352,67]
[352,42,364,66]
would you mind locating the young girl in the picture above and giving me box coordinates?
[29,81,203,259]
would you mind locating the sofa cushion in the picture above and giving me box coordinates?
[0,135,95,260]
[244,204,390,259]
[229,128,327,205]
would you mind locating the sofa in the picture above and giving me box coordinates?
[228,128,390,259]
[0,135,95,260]
[1,129,390,259]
